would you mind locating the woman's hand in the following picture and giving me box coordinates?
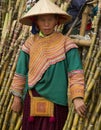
[73,98,87,118]
[11,96,22,113]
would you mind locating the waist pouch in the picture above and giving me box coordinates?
[29,90,54,117]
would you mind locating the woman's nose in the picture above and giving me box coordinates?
[44,21,49,26]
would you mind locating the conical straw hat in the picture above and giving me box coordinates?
[20,0,72,26]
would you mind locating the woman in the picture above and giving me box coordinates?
[10,0,86,130]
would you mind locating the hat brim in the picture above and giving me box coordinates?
[20,13,72,26]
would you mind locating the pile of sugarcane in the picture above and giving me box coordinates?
[63,0,101,130]
[0,0,31,130]
[0,0,101,130]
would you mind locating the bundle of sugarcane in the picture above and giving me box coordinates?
[0,0,31,129]
[63,0,101,130]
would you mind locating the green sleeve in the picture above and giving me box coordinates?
[66,48,83,72]
[16,50,29,76]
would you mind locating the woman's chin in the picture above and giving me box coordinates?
[43,30,54,36]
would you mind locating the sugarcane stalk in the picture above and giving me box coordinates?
[1,6,13,40]
[7,20,17,48]
[63,106,74,130]
[84,61,101,102]
[7,7,13,31]
[0,64,13,111]
[8,112,18,130]
[94,116,101,130]
[0,39,20,69]
[8,0,12,11]
[71,114,80,130]
[0,94,13,127]
[1,8,13,62]
[87,94,101,130]
[1,96,13,129]
[83,103,94,129]
[0,23,22,69]
[0,1,6,30]
[15,0,21,10]
[0,12,9,55]
[60,3,64,10]
[0,60,9,87]
[57,0,63,6]
[63,0,72,11]
[1,12,9,39]
[97,115,101,130]
[0,8,13,64]
[80,6,90,36]
[13,0,21,18]
[86,46,101,85]
[79,5,92,64]
[77,118,85,130]
[84,1,101,73]
[0,106,7,128]
[1,92,11,113]
[17,0,26,21]
[72,38,91,46]
[84,32,97,73]
[15,114,23,130]
[0,4,2,36]
[85,38,99,80]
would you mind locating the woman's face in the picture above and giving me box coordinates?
[36,14,58,36]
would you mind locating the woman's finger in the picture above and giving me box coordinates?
[79,107,86,116]
[77,109,86,118]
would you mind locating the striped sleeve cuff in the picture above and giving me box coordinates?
[70,85,84,100]
[10,89,22,98]
[10,73,26,97]
[68,70,85,100]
